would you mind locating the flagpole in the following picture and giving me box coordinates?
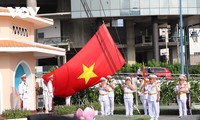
[180,0,184,74]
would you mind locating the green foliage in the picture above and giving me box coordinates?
[2,109,31,119]
[188,79,200,102]
[118,61,184,74]
[124,64,132,73]
[147,59,159,67]
[114,85,123,104]
[48,66,57,72]
[189,63,200,74]
[160,80,178,105]
[54,105,77,115]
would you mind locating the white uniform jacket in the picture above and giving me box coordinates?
[99,85,109,101]
[18,81,28,100]
[175,82,189,100]
[107,82,115,98]
[123,85,134,99]
[146,83,160,101]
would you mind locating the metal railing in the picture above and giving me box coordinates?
[37,36,70,45]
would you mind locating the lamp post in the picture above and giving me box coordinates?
[179,0,184,74]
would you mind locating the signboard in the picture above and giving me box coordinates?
[160,48,169,56]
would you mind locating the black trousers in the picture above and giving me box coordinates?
[186,93,192,115]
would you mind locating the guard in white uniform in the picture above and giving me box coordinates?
[106,75,116,115]
[97,77,109,116]
[174,75,189,117]
[146,74,160,120]
[41,78,49,113]
[47,75,54,112]
[138,78,148,115]
[65,96,71,106]
[18,74,28,110]
[121,77,135,116]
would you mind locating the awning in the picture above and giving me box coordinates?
[0,40,66,59]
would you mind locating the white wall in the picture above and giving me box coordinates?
[37,19,61,38]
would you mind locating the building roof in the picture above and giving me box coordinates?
[0,40,66,59]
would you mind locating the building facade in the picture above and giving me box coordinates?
[1,0,200,66]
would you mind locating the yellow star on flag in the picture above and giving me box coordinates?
[78,63,98,84]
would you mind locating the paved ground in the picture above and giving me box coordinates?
[0,113,200,120]
[95,115,200,120]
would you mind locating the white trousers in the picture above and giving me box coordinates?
[48,96,53,111]
[99,100,109,116]
[23,98,28,110]
[177,99,187,116]
[43,92,49,112]
[108,97,114,115]
[140,97,148,115]
[148,100,159,120]
[124,98,133,116]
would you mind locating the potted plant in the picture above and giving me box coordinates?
[2,109,31,120]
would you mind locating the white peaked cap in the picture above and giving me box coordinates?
[149,74,157,79]
[100,77,106,81]
[179,74,186,78]
[125,77,131,81]
[21,74,26,78]
[107,75,112,79]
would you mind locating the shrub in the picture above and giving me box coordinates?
[2,109,31,119]
[54,105,77,115]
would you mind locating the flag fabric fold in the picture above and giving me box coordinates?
[42,23,126,97]
[142,62,147,84]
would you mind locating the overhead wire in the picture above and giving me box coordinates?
[99,0,127,61]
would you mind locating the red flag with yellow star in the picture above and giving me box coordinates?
[43,23,125,97]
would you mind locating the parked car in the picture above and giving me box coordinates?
[145,67,172,80]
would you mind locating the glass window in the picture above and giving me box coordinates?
[111,10,120,16]
[140,0,150,8]
[188,8,197,14]
[100,0,110,10]
[71,12,81,18]
[150,0,159,8]
[160,8,169,14]
[91,0,101,10]
[130,0,140,9]
[182,8,188,14]
[160,0,169,8]
[71,0,81,11]
[182,0,188,8]
[120,0,130,9]
[197,0,200,7]
[120,10,130,16]
[111,0,120,9]
[188,0,197,7]
[100,10,111,17]
[81,11,88,18]
[91,10,101,17]
[169,0,179,8]
[197,8,200,14]
[112,19,124,27]
[169,8,179,14]
[150,8,159,15]
[140,9,150,15]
